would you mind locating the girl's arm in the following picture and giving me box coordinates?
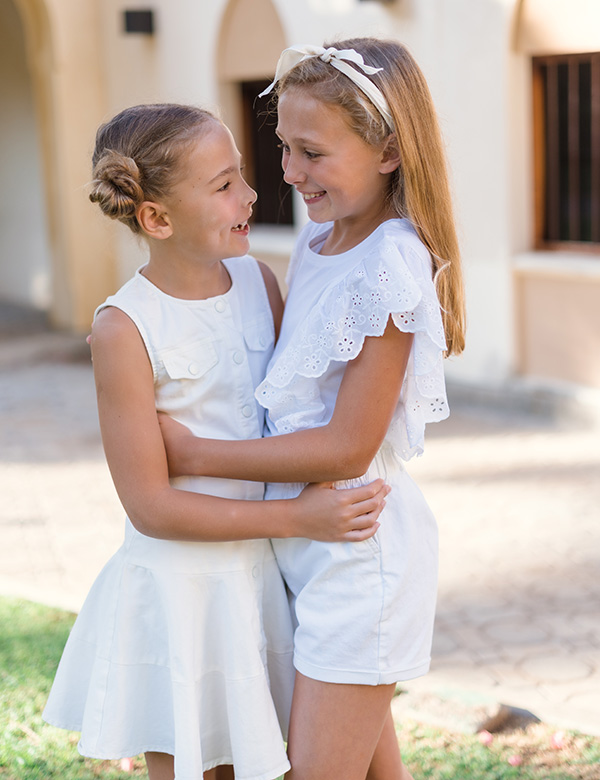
[257,260,284,340]
[92,306,387,542]
[161,319,413,484]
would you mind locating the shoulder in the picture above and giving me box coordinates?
[256,261,284,337]
[225,254,279,298]
[376,220,432,271]
[91,306,144,352]
[256,259,279,292]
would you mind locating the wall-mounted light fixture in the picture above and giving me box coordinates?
[123,10,155,35]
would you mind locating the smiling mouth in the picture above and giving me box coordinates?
[231,222,249,233]
[302,191,326,201]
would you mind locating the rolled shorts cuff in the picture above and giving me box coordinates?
[293,654,432,686]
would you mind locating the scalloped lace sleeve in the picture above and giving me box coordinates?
[256,230,449,460]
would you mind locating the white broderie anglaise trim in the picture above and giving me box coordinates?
[256,231,450,460]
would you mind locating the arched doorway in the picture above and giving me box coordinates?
[217,0,292,226]
[0,0,51,315]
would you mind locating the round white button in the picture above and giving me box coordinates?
[188,362,199,375]
[233,351,244,365]
[241,404,253,418]
[214,299,226,313]
[259,335,267,347]
[252,565,260,578]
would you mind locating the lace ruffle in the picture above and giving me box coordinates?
[256,228,449,460]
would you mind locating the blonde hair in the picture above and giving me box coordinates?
[89,103,216,234]
[273,38,466,356]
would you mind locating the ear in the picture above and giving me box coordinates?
[378,134,401,175]
[136,201,173,240]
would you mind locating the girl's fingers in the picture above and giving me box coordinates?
[344,521,380,542]
[341,478,389,504]
[343,485,390,517]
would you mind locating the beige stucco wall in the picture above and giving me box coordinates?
[516,266,600,388]
[0,0,51,309]
[13,0,115,330]
[512,0,600,391]
[516,0,600,55]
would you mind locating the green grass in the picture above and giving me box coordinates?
[0,597,146,779]
[0,595,598,779]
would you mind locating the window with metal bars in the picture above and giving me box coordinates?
[532,53,600,248]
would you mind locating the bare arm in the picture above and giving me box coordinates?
[162,319,413,484]
[91,307,386,543]
[257,260,284,341]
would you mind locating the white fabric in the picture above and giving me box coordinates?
[256,218,449,461]
[259,219,445,683]
[43,256,294,780]
[259,44,395,131]
[268,445,438,684]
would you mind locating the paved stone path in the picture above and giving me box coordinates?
[0,330,598,737]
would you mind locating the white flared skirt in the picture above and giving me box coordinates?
[43,519,295,780]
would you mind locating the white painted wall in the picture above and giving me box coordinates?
[0,0,51,308]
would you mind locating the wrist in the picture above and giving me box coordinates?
[267,498,297,539]
[182,436,202,477]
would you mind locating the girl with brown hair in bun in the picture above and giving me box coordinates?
[43,102,388,780]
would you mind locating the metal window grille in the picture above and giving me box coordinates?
[533,53,600,247]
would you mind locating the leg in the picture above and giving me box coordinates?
[205,767,235,780]
[146,754,234,780]
[213,766,235,779]
[285,672,397,780]
[366,709,414,780]
[145,752,174,780]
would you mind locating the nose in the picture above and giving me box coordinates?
[244,180,257,206]
[282,153,305,186]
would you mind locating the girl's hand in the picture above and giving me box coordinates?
[158,413,195,477]
[292,479,389,542]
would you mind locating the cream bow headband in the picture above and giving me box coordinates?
[259,45,395,132]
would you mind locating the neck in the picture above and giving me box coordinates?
[321,204,398,255]
[142,247,231,300]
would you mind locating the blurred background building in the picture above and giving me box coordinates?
[2,0,599,410]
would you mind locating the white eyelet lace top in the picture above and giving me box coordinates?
[255,218,449,460]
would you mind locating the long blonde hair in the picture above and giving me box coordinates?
[273,38,466,356]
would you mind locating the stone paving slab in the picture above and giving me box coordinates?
[0,332,599,737]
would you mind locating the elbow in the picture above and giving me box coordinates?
[124,506,156,538]
[120,489,171,540]
[328,443,379,481]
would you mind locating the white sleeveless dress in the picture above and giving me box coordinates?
[257,219,448,685]
[43,257,295,780]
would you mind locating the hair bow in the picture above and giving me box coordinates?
[259,44,395,131]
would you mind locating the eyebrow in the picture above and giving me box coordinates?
[208,166,236,185]
[276,131,322,147]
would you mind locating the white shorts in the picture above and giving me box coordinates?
[269,443,438,685]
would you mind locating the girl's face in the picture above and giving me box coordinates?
[276,88,393,239]
[162,121,256,263]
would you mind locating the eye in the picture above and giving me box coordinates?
[277,142,290,154]
[217,181,231,192]
[304,150,320,160]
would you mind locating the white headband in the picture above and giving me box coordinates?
[259,44,395,132]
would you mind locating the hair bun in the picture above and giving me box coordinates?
[89,150,145,220]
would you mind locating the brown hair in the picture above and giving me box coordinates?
[89,103,216,234]
[273,38,466,356]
